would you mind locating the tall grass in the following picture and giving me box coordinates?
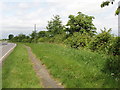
[2,44,41,88]
[27,43,119,88]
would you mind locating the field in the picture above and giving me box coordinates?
[27,43,119,88]
[2,44,42,88]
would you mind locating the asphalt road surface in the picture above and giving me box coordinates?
[0,43,16,62]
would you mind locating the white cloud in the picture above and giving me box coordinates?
[0,0,119,38]
[18,3,30,9]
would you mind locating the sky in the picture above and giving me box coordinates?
[0,0,119,39]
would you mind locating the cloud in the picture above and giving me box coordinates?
[0,0,119,39]
[18,3,30,9]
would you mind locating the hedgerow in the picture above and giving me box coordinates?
[9,12,119,79]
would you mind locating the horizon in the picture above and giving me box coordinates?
[0,0,119,39]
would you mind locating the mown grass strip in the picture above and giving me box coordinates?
[2,44,42,88]
[27,43,119,88]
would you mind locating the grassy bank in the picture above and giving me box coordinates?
[27,43,119,88]
[2,44,41,88]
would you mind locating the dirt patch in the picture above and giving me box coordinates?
[25,45,64,88]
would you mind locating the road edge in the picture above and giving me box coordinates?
[0,43,17,90]
[0,43,17,64]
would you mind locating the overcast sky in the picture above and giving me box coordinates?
[0,0,119,39]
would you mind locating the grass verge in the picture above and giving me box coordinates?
[2,44,41,88]
[27,43,119,88]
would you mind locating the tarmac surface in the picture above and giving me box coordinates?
[0,43,16,63]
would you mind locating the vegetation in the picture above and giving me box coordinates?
[11,34,31,43]
[66,12,96,35]
[26,43,119,88]
[8,11,119,88]
[89,28,113,53]
[2,44,42,88]
[46,15,64,36]
[64,32,92,48]
[8,34,14,40]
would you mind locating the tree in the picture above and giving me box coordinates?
[30,30,38,43]
[11,34,30,42]
[46,15,64,36]
[11,36,19,42]
[101,0,120,15]
[18,34,26,42]
[66,12,96,35]
[38,31,47,38]
[8,34,14,40]
[11,34,31,43]
[30,31,37,39]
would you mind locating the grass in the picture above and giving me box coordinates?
[27,43,119,88]
[2,44,42,88]
[0,65,1,89]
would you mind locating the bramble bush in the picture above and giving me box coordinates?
[38,37,49,42]
[64,32,92,48]
[49,33,67,43]
[86,28,120,79]
[108,37,120,56]
[103,55,120,78]
[103,37,120,78]
[89,28,113,53]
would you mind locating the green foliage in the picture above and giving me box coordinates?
[48,33,67,43]
[101,0,115,8]
[22,38,31,43]
[66,12,96,35]
[89,28,113,53]
[101,1,110,8]
[38,37,49,42]
[115,8,120,15]
[11,34,31,42]
[101,0,119,15]
[88,28,120,79]
[108,37,120,56]
[46,15,64,36]
[103,56,120,78]
[30,30,37,39]
[30,30,38,43]
[8,34,14,40]
[38,31,48,38]
[64,32,92,48]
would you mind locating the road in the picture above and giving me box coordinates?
[0,43,16,90]
[0,43,16,63]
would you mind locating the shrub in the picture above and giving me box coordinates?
[22,39,31,43]
[40,33,67,43]
[108,37,120,56]
[38,37,49,42]
[51,33,67,43]
[64,32,92,48]
[89,28,113,53]
[103,55,120,78]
